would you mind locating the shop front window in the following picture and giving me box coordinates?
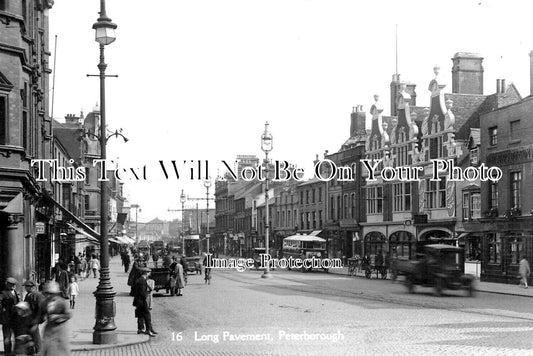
[487,233,501,264]
[389,231,414,259]
[465,237,481,261]
[508,234,524,265]
[364,231,386,257]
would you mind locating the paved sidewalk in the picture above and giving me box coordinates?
[69,255,149,351]
[329,266,533,298]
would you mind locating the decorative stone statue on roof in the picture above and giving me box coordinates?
[443,98,455,130]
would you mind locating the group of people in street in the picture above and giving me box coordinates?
[0,277,71,356]
[126,246,217,338]
[58,252,101,281]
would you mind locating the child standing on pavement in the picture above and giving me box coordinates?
[68,275,79,309]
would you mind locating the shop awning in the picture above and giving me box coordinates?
[109,236,121,244]
[122,236,136,244]
[47,196,101,241]
[112,235,134,245]
[67,223,99,245]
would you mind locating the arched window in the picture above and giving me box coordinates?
[364,232,386,257]
[389,231,415,259]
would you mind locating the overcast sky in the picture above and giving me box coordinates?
[49,0,533,222]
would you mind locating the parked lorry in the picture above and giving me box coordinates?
[394,244,475,297]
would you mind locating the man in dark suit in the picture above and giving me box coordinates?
[0,277,21,355]
[23,280,44,354]
[132,268,157,337]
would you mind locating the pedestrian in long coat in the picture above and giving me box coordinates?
[128,260,143,296]
[175,262,185,296]
[132,268,156,337]
[40,281,71,356]
[169,256,185,296]
[124,253,131,273]
[170,257,185,296]
[55,262,69,299]
[519,257,530,288]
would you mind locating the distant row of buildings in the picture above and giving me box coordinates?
[214,52,533,284]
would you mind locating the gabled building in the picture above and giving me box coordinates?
[360,52,521,262]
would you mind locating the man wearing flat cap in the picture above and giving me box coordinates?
[132,268,157,337]
[0,277,21,355]
[23,280,44,353]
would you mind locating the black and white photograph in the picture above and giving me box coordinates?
[1,0,533,355]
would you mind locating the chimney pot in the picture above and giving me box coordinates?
[496,79,501,93]
[501,79,506,93]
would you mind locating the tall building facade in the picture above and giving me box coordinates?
[0,1,55,286]
[478,85,533,283]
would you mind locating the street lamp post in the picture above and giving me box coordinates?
[180,190,186,255]
[131,204,140,244]
[204,178,212,254]
[91,0,118,345]
[261,122,273,279]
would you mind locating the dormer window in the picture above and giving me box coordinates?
[470,148,479,166]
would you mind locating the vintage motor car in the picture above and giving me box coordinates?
[184,256,202,274]
[396,244,476,297]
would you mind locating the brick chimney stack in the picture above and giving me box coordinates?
[451,52,484,94]
[350,105,366,137]
[64,114,79,124]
